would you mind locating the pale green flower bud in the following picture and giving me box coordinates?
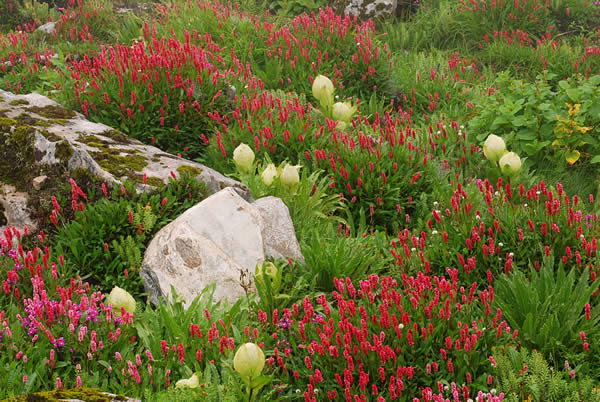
[312,75,334,107]
[175,373,200,389]
[107,286,136,316]
[499,152,521,176]
[483,134,507,163]
[332,101,357,122]
[280,164,301,192]
[261,163,277,186]
[233,143,255,173]
[233,343,265,380]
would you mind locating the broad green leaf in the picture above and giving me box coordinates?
[564,149,580,164]
[565,88,580,102]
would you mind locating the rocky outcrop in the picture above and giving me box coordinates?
[0,89,250,200]
[141,188,303,307]
[344,0,398,19]
[0,184,37,234]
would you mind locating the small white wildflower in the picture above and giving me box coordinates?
[509,252,514,258]
[498,242,504,247]
[490,389,497,396]
[524,203,528,207]
[494,191,500,197]
[432,230,438,235]
[433,201,439,207]
[443,125,446,129]
[314,389,320,394]
[411,247,416,252]
[467,399,474,402]
[437,130,441,135]
[296,389,301,394]
[536,191,541,195]
[460,125,465,129]
[581,234,585,239]
[476,215,481,220]
[398,323,404,329]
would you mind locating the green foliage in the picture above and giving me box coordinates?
[301,225,390,292]
[469,73,600,171]
[494,258,600,371]
[494,346,600,402]
[52,175,207,298]
[112,235,142,273]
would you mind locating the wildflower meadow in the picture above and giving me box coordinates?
[1,0,600,400]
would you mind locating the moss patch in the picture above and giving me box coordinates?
[27,104,76,120]
[9,98,30,106]
[177,164,203,176]
[15,112,53,128]
[55,140,74,164]
[0,117,17,130]
[101,129,132,144]
[5,387,127,402]
[0,124,36,188]
[90,150,148,178]
[41,130,62,142]
[0,201,6,226]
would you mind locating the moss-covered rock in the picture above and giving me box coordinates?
[55,140,74,164]
[4,387,128,402]
[27,104,76,120]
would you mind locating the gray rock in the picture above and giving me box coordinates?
[32,175,48,190]
[253,196,304,263]
[141,187,264,306]
[37,22,56,35]
[0,185,37,234]
[141,189,304,307]
[345,0,398,19]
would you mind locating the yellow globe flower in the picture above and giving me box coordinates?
[233,343,265,380]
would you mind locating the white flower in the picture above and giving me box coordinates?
[261,163,277,186]
[483,134,507,163]
[432,230,438,235]
[234,343,265,380]
[498,242,504,247]
[280,164,301,192]
[175,373,200,389]
[509,252,514,258]
[332,101,357,122]
[107,286,136,316]
[233,143,255,173]
[312,75,334,107]
[499,152,522,176]
[433,201,439,207]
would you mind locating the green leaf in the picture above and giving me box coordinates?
[564,149,580,164]
[565,88,580,102]
[591,156,600,164]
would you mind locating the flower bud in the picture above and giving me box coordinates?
[233,143,255,173]
[312,75,334,107]
[261,163,277,186]
[175,373,200,389]
[499,152,521,176]
[280,164,301,192]
[483,134,507,163]
[233,343,265,380]
[106,286,136,316]
[332,101,357,122]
